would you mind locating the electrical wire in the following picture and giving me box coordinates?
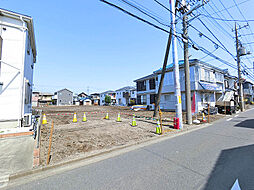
[101,0,254,82]
[200,15,254,22]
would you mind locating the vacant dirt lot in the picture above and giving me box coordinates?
[39,105,224,166]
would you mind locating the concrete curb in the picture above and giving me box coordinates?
[6,121,212,189]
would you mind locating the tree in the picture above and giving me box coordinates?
[105,95,111,104]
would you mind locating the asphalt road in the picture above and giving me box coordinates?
[8,108,254,190]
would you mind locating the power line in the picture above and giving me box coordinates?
[199,7,234,39]
[208,1,233,30]
[210,0,251,15]
[117,0,171,28]
[101,0,254,82]
[153,0,238,61]
[200,15,254,22]
[100,0,171,34]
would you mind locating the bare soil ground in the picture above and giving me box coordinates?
[38,105,224,166]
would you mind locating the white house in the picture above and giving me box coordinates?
[0,9,37,128]
[115,86,136,106]
[134,59,228,112]
[134,73,157,110]
[100,90,116,105]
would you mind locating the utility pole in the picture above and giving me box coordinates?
[182,1,192,125]
[153,0,179,118]
[170,0,183,129]
[235,22,244,112]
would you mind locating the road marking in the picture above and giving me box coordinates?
[226,118,232,121]
[235,114,239,117]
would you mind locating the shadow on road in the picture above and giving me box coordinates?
[203,144,254,189]
[234,119,254,129]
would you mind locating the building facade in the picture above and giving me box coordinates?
[53,88,73,106]
[243,81,254,104]
[0,9,37,128]
[100,90,116,105]
[134,74,157,110]
[32,92,53,107]
[134,59,229,112]
[115,86,136,106]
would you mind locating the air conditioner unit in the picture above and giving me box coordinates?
[23,113,32,127]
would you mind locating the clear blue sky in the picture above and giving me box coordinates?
[1,0,254,94]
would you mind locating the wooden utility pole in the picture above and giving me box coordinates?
[182,0,192,125]
[235,23,244,112]
[153,0,179,118]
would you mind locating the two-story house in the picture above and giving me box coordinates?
[90,93,100,105]
[100,90,116,105]
[53,88,73,106]
[115,86,136,106]
[243,81,254,104]
[134,59,227,112]
[0,9,37,128]
[134,74,157,110]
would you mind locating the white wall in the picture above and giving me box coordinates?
[0,16,34,127]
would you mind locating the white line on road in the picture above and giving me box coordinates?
[226,118,232,121]
[235,114,239,117]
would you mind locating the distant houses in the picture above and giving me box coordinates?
[32,92,54,107]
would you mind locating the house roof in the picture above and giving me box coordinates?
[115,86,136,91]
[100,90,115,94]
[243,81,253,85]
[39,92,53,96]
[90,93,100,96]
[78,92,88,96]
[154,59,226,74]
[133,73,155,82]
[0,8,37,62]
[56,88,73,93]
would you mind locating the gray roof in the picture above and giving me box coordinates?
[133,73,155,82]
[39,92,54,96]
[115,86,136,91]
[100,90,115,94]
[56,88,73,93]
[154,59,226,74]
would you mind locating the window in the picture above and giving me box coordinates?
[205,70,210,81]
[142,95,147,104]
[149,78,155,90]
[137,81,146,91]
[123,92,129,98]
[137,95,141,104]
[150,94,156,104]
[215,72,223,83]
[203,93,210,103]
[25,80,32,104]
